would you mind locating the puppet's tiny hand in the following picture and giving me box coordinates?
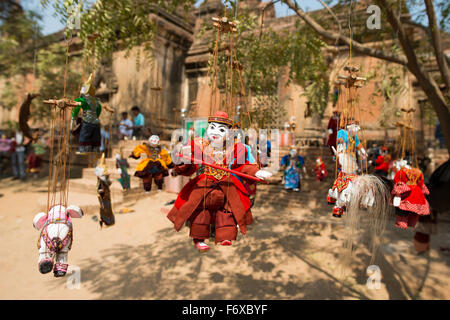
[255,170,272,180]
[393,197,401,207]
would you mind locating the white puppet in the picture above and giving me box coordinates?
[328,123,372,217]
[33,204,83,277]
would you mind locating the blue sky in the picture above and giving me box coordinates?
[22,0,328,36]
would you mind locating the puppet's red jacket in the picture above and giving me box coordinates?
[392,167,430,215]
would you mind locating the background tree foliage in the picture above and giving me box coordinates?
[0,2,81,125]
[2,0,448,146]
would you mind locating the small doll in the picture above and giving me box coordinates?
[33,204,83,277]
[72,74,114,154]
[96,153,115,227]
[314,157,328,181]
[280,148,305,191]
[130,135,174,193]
[392,162,430,229]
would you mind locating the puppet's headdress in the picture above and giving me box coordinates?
[81,73,96,96]
[96,153,109,176]
[208,111,233,128]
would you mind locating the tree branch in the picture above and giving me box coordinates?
[280,0,407,66]
[424,0,450,89]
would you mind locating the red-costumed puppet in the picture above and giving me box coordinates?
[314,157,328,181]
[392,162,430,229]
[167,111,272,252]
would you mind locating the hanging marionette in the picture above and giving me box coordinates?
[115,147,130,191]
[314,157,328,181]
[71,74,114,154]
[167,111,272,252]
[95,153,115,227]
[392,161,430,229]
[130,135,174,193]
[280,147,305,192]
[33,205,83,277]
[327,120,368,217]
[390,108,430,229]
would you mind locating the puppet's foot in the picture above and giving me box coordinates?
[220,240,232,246]
[395,215,408,229]
[38,259,54,274]
[193,239,210,252]
[332,206,344,218]
[53,263,68,277]
[293,188,300,192]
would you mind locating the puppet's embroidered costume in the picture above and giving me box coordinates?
[167,112,272,252]
[130,135,174,193]
[33,204,83,277]
[392,166,430,229]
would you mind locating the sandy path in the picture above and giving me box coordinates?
[0,177,449,300]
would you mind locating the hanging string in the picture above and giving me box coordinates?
[63,31,72,98]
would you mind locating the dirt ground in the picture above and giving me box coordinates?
[0,176,449,300]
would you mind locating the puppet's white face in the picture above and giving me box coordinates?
[289,149,297,158]
[95,166,105,177]
[316,158,321,164]
[80,85,88,95]
[207,122,229,147]
[149,135,160,147]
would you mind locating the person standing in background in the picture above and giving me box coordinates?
[131,106,145,139]
[119,112,133,140]
[435,120,444,149]
[11,130,27,181]
[0,132,12,178]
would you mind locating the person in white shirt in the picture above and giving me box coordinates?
[11,130,27,180]
[119,112,133,140]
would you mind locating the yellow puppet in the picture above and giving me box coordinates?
[130,135,174,193]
